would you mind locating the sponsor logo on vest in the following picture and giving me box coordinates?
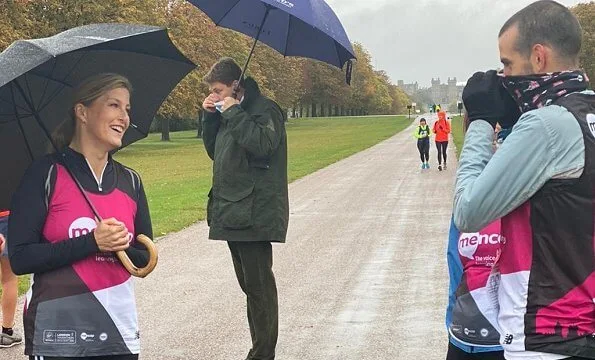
[587,113,595,139]
[69,217,96,238]
[464,328,476,337]
[480,328,489,337]
[458,232,503,260]
[80,332,95,341]
[43,330,76,344]
[99,332,108,341]
[274,0,294,8]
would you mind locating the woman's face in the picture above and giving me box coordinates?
[78,87,130,151]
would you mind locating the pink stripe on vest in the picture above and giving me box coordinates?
[42,165,138,292]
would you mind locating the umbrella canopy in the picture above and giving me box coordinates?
[188,0,356,83]
[0,23,196,210]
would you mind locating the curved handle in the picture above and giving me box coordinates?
[116,234,158,278]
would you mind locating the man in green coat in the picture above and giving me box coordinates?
[201,57,289,360]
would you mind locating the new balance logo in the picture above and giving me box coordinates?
[504,334,514,345]
[587,114,595,139]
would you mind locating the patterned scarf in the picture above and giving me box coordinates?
[501,70,590,113]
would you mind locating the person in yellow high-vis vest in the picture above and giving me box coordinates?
[414,118,431,169]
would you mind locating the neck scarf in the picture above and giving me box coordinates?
[501,71,589,113]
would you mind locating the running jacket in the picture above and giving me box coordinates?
[434,111,451,142]
[454,91,595,359]
[8,147,151,357]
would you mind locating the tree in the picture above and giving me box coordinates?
[0,0,408,135]
[572,2,595,87]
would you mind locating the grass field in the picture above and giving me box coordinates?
[6,115,412,297]
[114,115,413,236]
[451,115,465,159]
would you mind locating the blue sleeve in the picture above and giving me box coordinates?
[453,106,584,232]
[446,216,462,329]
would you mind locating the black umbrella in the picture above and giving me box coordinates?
[0,23,196,277]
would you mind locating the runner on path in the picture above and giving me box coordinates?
[414,118,431,169]
[434,111,451,171]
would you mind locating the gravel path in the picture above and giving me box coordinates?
[3,114,457,359]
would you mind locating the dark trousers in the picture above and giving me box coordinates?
[446,342,504,360]
[417,139,430,163]
[29,356,138,360]
[228,241,278,360]
[436,141,449,165]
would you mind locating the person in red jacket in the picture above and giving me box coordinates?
[434,110,451,171]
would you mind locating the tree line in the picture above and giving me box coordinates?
[572,2,595,86]
[0,0,412,138]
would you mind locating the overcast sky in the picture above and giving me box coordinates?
[325,0,589,87]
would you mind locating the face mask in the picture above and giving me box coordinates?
[214,101,224,113]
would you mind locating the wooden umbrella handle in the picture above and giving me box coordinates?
[115,234,158,278]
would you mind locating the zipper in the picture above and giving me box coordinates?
[85,159,108,192]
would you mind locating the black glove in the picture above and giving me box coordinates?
[499,85,522,130]
[462,70,507,128]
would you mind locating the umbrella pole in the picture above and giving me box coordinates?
[234,5,273,98]
[12,81,103,221]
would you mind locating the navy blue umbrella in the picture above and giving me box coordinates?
[188,0,356,85]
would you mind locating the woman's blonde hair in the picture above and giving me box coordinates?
[52,73,132,150]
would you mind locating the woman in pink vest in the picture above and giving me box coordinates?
[8,73,152,360]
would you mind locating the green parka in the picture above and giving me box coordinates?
[202,77,289,242]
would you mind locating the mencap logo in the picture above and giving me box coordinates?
[69,217,96,238]
[458,232,502,260]
[69,217,133,243]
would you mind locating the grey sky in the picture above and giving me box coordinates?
[326,0,589,87]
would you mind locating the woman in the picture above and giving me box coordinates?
[8,73,152,360]
[414,118,431,169]
[433,110,451,171]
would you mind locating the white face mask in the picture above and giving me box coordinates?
[214,101,225,113]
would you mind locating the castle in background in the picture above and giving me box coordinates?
[397,80,419,96]
[398,78,464,106]
[430,77,464,105]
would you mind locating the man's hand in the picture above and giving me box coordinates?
[462,70,508,128]
[500,85,522,129]
[0,234,5,254]
[221,97,240,112]
[203,94,221,113]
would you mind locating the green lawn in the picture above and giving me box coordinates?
[3,116,413,297]
[451,116,465,159]
[115,115,412,236]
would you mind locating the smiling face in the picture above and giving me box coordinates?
[76,87,130,152]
